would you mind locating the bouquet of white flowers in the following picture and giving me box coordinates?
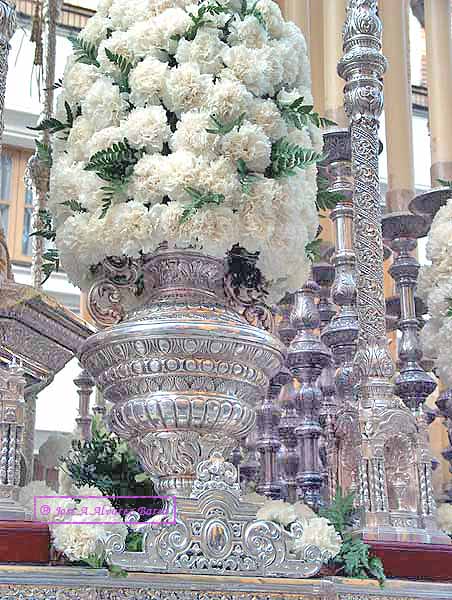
[256,499,341,561]
[418,196,452,386]
[38,0,330,301]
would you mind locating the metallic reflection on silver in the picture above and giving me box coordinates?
[80,248,285,498]
[102,452,328,577]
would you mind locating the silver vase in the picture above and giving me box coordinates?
[79,248,285,498]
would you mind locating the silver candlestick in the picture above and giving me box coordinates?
[312,260,337,502]
[256,367,291,499]
[382,213,436,413]
[320,130,360,499]
[288,282,331,509]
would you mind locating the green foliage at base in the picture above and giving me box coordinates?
[63,416,159,517]
[321,487,386,586]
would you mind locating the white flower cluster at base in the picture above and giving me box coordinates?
[256,499,341,561]
[19,481,128,563]
[49,0,320,302]
[418,198,452,387]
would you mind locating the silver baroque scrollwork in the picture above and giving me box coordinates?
[103,452,326,578]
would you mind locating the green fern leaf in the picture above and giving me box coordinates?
[70,35,100,68]
[269,139,323,179]
[180,187,225,223]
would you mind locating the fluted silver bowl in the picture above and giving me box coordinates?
[80,249,285,497]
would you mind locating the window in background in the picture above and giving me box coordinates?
[0,146,34,262]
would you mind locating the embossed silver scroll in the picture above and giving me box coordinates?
[338,0,448,543]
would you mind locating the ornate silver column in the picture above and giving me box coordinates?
[0,360,27,519]
[312,259,337,502]
[338,0,393,407]
[338,0,448,543]
[320,131,360,502]
[256,368,290,499]
[22,391,37,485]
[288,282,331,509]
[382,214,436,413]
[74,369,93,442]
[0,1,15,150]
[27,0,61,289]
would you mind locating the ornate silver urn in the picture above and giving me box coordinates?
[79,248,285,498]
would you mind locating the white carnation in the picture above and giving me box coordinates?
[162,63,213,116]
[221,121,271,173]
[176,29,226,75]
[170,109,219,157]
[229,14,268,48]
[129,56,168,106]
[122,106,171,152]
[256,499,298,527]
[207,78,253,123]
[187,205,238,258]
[79,14,111,45]
[221,45,270,96]
[63,59,100,106]
[130,153,167,205]
[65,116,95,162]
[108,0,153,30]
[98,30,135,76]
[87,126,124,157]
[291,517,342,560]
[255,0,285,38]
[82,77,125,131]
[96,0,113,17]
[248,98,287,141]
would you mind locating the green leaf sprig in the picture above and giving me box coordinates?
[269,139,323,179]
[239,0,266,29]
[237,159,260,194]
[104,48,133,94]
[184,2,230,41]
[180,187,225,223]
[278,96,336,130]
[437,179,452,189]
[29,101,81,138]
[60,199,87,213]
[321,487,386,587]
[84,139,144,218]
[316,176,345,212]
[35,140,52,167]
[206,112,246,135]
[29,209,56,242]
[305,238,322,263]
[41,248,60,285]
[69,35,100,68]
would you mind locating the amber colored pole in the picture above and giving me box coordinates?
[322,0,347,127]
[425,0,452,184]
[380,0,416,211]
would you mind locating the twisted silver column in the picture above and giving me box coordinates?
[337,0,448,543]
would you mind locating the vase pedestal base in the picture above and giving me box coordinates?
[0,521,50,564]
[367,540,452,582]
